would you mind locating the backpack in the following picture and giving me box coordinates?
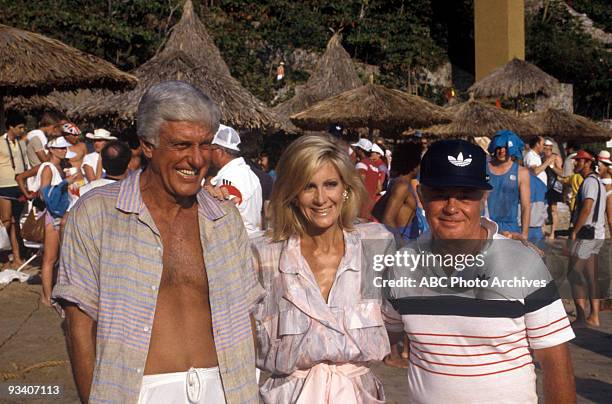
[41,179,71,218]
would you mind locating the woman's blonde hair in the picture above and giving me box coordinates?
[269,135,366,241]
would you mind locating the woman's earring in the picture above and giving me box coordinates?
[342,190,349,202]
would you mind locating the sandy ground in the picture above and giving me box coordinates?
[0,204,610,403]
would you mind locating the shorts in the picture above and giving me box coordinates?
[546,189,563,205]
[44,211,61,230]
[138,367,226,404]
[571,239,604,259]
[0,186,25,222]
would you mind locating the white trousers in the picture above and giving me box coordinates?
[138,367,226,404]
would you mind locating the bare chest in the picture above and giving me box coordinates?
[156,216,208,291]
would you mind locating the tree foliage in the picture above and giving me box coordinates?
[572,0,612,33]
[0,0,609,118]
[526,0,611,119]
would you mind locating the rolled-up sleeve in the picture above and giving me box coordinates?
[52,199,100,320]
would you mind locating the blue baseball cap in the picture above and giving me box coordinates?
[420,139,492,190]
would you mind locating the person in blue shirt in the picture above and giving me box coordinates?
[486,130,531,239]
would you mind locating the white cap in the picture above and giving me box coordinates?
[371,143,384,156]
[543,138,554,146]
[598,150,612,166]
[47,136,77,158]
[212,124,241,152]
[86,128,117,141]
[351,138,372,152]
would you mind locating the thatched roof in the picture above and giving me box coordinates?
[0,24,136,96]
[6,89,99,114]
[290,84,451,132]
[5,94,64,113]
[273,33,362,118]
[523,108,612,141]
[468,58,560,99]
[71,0,281,132]
[423,100,538,138]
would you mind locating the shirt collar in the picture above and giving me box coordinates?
[117,169,226,221]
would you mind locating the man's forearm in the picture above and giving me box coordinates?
[572,202,593,236]
[536,344,576,403]
[65,305,97,403]
[521,203,530,237]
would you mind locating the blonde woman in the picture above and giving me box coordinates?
[252,135,396,403]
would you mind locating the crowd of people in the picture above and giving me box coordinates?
[1,80,610,403]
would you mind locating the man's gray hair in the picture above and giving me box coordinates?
[137,81,221,147]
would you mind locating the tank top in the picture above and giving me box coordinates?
[487,162,520,232]
[30,162,63,192]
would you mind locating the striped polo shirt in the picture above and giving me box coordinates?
[52,170,264,404]
[384,218,574,403]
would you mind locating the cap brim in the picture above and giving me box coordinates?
[421,177,493,191]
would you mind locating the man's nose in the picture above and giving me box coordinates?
[188,145,205,167]
[443,197,459,214]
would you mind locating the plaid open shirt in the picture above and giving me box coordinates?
[52,170,264,404]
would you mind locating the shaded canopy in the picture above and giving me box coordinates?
[5,94,65,114]
[273,32,362,118]
[423,100,538,138]
[468,58,560,99]
[0,23,136,97]
[523,108,612,141]
[290,84,451,132]
[71,0,281,132]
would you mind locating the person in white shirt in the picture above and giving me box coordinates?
[385,139,576,404]
[80,141,131,196]
[524,136,554,186]
[25,110,64,167]
[82,128,118,182]
[208,125,262,235]
[569,150,606,328]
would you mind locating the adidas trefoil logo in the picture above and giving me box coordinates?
[448,152,472,167]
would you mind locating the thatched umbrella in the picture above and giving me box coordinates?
[289,84,451,133]
[0,23,136,127]
[524,108,612,141]
[5,94,65,114]
[468,58,560,99]
[273,32,362,120]
[72,0,281,132]
[423,100,538,138]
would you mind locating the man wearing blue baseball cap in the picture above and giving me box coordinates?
[384,139,575,403]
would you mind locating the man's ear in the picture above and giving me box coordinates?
[480,191,489,211]
[140,139,155,160]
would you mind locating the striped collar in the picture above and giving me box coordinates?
[116,169,226,221]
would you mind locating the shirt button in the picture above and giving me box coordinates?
[136,368,142,373]
[143,326,150,332]
[151,285,157,291]
[157,247,162,252]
